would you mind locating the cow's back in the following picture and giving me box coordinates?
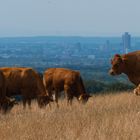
[0,67,45,96]
[122,51,140,69]
[0,67,27,96]
[44,68,81,92]
[53,68,72,90]
[122,51,140,85]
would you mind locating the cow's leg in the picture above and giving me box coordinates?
[46,89,53,109]
[67,98,70,106]
[54,90,59,108]
[48,102,51,109]
[0,88,5,112]
[47,89,53,99]
[65,96,73,106]
[22,97,27,109]
[21,89,26,109]
[27,98,32,109]
[64,85,68,105]
[64,85,73,106]
[67,95,73,106]
[69,97,73,106]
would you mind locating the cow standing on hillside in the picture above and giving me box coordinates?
[109,51,140,95]
[0,70,17,113]
[0,67,53,109]
[43,68,91,107]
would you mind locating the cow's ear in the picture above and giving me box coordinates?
[115,54,121,58]
[114,54,123,63]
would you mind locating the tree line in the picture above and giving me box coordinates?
[84,80,134,94]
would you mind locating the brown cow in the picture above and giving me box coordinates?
[0,70,17,113]
[43,68,91,107]
[109,51,140,86]
[0,67,53,109]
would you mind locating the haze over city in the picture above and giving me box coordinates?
[0,0,139,91]
[0,0,140,37]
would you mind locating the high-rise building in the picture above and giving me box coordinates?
[122,32,131,54]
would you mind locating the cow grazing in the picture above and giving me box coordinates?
[109,51,140,86]
[43,68,91,107]
[0,67,53,109]
[0,70,17,113]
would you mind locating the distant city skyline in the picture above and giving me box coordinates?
[0,0,140,37]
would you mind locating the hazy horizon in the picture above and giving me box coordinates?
[0,0,140,37]
[0,33,138,38]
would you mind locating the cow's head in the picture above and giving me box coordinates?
[38,95,53,108]
[0,97,18,113]
[78,94,92,104]
[109,54,126,76]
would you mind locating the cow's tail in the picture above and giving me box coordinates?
[79,75,86,94]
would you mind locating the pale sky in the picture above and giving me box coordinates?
[0,0,140,37]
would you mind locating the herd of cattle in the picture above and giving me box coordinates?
[0,67,92,113]
[0,50,140,113]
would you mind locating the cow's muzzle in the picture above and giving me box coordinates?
[109,69,115,75]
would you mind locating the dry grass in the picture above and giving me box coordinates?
[0,92,140,140]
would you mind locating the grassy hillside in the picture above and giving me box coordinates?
[0,92,140,140]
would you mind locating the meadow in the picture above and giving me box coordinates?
[0,92,140,140]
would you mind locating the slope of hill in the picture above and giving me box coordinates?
[0,92,140,140]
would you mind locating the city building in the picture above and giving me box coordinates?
[122,32,131,53]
